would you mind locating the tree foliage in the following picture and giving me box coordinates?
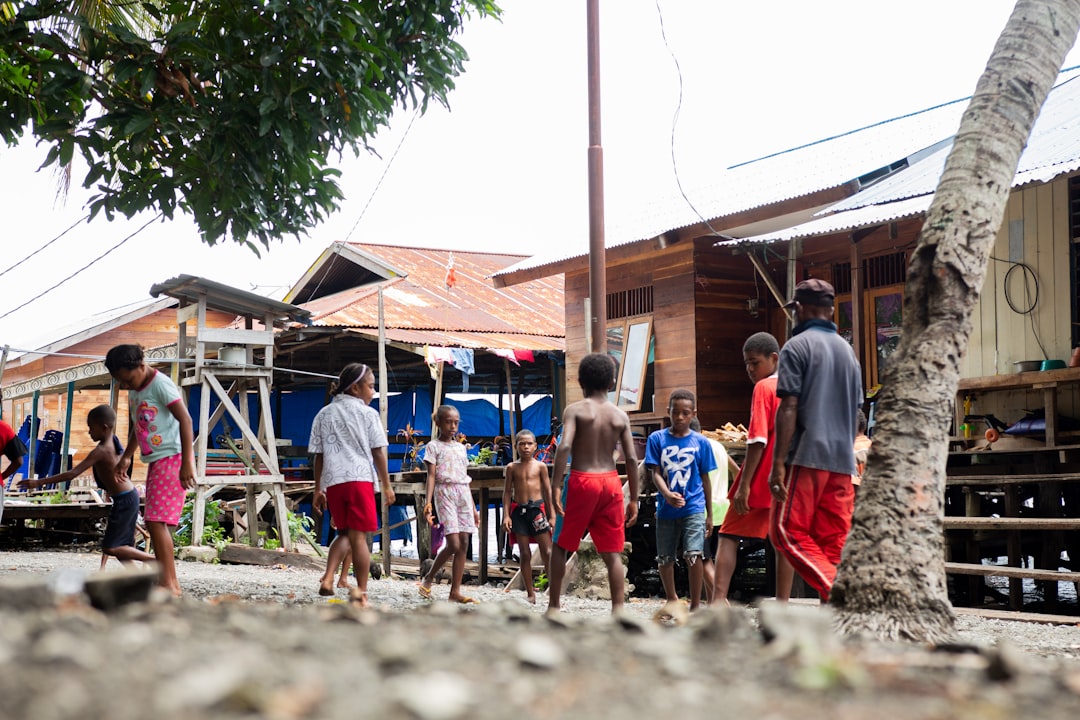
[0,0,500,250]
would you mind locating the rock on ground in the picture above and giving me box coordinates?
[2,550,1080,720]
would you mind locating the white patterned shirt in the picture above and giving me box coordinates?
[423,439,471,485]
[308,395,387,489]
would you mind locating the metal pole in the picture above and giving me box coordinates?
[587,0,606,353]
[378,286,388,431]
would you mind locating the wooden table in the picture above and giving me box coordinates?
[382,465,509,582]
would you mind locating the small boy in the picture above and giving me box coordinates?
[712,332,793,604]
[105,344,196,596]
[21,405,155,566]
[645,389,716,617]
[547,353,640,616]
[501,429,555,604]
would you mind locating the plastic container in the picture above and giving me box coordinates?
[1041,359,1066,371]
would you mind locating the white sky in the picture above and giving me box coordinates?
[2,0,1080,352]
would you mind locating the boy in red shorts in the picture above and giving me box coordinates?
[547,353,640,616]
[712,332,794,604]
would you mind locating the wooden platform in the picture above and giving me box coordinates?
[2,502,110,521]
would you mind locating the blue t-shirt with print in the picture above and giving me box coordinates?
[644,429,717,520]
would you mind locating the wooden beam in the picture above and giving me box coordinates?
[745,252,793,323]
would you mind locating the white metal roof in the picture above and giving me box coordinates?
[496,67,1080,279]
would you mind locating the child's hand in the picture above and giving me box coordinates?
[665,491,686,508]
[179,459,196,490]
[312,490,327,512]
[17,478,36,490]
[624,500,638,527]
[473,507,480,525]
[552,497,564,517]
[503,515,513,533]
[732,484,751,515]
[423,502,434,526]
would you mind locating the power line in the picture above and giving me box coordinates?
[0,214,89,280]
[654,0,733,242]
[343,107,421,242]
[0,213,160,322]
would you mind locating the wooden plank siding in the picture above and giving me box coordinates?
[694,240,765,429]
[960,175,1080,420]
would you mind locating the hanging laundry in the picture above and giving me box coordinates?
[488,348,536,365]
[449,348,475,392]
[444,252,457,290]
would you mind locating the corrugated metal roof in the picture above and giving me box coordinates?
[299,244,564,346]
[497,67,1080,280]
[345,327,564,351]
[717,195,932,247]
[150,274,312,326]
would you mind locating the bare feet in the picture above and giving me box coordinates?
[348,588,368,607]
[336,578,351,589]
[526,592,537,605]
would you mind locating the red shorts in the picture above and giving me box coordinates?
[326,481,377,533]
[718,505,770,539]
[556,470,625,553]
[770,464,854,602]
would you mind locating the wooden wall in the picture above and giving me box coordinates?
[962,175,1080,418]
[563,240,698,431]
[693,240,772,429]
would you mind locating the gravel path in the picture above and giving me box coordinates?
[4,548,1080,659]
[6,549,1080,720]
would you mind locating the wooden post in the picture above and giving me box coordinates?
[431,361,444,439]
[378,287,388,432]
[504,359,517,459]
[59,382,74,481]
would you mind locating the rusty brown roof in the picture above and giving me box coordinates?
[297,243,564,349]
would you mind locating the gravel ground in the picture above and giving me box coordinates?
[4,549,1080,720]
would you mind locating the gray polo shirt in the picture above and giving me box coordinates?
[776,319,863,475]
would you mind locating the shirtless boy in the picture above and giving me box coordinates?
[501,429,555,604]
[22,405,156,567]
[547,353,640,616]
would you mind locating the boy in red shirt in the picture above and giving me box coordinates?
[711,332,794,604]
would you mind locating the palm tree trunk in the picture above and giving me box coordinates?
[831,0,1080,643]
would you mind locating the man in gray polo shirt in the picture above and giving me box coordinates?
[768,279,863,602]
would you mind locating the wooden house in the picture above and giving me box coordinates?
[494,68,1080,437]
[0,299,236,481]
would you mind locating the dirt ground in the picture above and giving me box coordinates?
[3,549,1080,720]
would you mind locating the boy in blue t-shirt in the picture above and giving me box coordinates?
[645,389,716,614]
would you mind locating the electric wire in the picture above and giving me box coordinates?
[0,213,160,322]
[0,214,89,280]
[653,0,735,243]
[990,255,1049,360]
[342,107,421,243]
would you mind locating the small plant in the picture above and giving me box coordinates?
[175,497,229,549]
[396,424,426,471]
[45,490,71,504]
[473,444,497,466]
[260,511,320,553]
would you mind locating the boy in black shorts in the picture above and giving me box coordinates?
[22,405,156,567]
[501,430,555,604]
